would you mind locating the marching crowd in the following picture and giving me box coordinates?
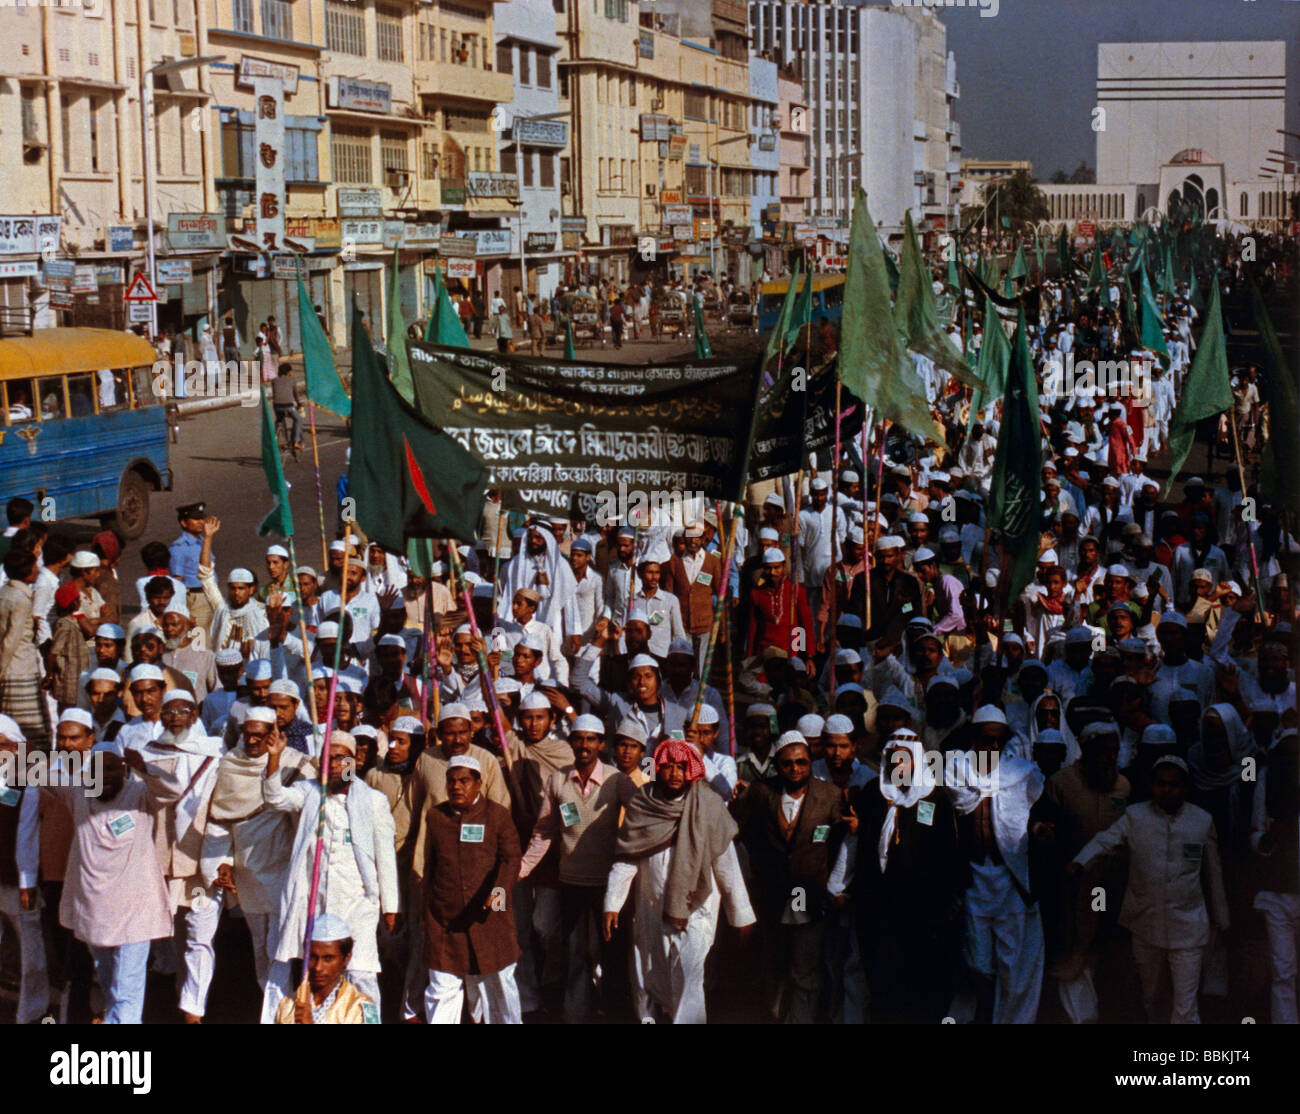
[0,231,1295,1028]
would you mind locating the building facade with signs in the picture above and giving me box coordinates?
[777,63,810,238]
[747,54,779,281]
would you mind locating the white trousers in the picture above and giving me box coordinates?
[963,905,1044,1025]
[425,964,521,1025]
[1256,892,1300,1025]
[1132,939,1203,1024]
[0,884,49,1024]
[174,892,222,1018]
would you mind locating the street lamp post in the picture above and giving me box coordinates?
[140,55,222,338]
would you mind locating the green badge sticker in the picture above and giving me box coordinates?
[460,823,485,843]
[916,800,935,827]
[559,801,581,828]
[0,786,20,808]
[812,824,830,843]
[108,813,135,838]
[670,729,684,740]
[343,828,352,845]
[650,612,664,625]
[901,603,913,614]
[696,572,712,587]
[1182,842,1202,861]
[361,1002,380,1025]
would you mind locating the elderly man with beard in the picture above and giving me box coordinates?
[201,706,312,1021]
[603,738,755,1024]
[262,727,400,1018]
[948,705,1047,1025]
[1035,721,1130,1024]
[496,523,582,655]
[734,732,846,1023]
[125,690,225,1022]
[160,598,218,702]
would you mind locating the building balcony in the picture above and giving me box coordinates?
[417,63,513,106]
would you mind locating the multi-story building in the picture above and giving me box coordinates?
[494,0,567,303]
[776,61,810,266]
[748,1,961,250]
[747,54,779,282]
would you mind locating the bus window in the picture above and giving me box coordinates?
[38,376,67,421]
[97,369,128,412]
[821,284,844,313]
[132,365,158,408]
[5,380,37,423]
[68,373,96,418]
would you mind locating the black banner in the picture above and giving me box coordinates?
[407,343,762,520]
[746,357,863,483]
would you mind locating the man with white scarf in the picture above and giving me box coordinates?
[496,523,581,652]
[363,543,408,597]
[201,706,311,1021]
[948,705,1046,1025]
[130,689,224,1022]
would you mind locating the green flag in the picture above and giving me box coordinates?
[967,296,1010,431]
[1138,265,1169,357]
[1189,271,1206,314]
[694,297,712,359]
[1009,244,1028,282]
[1162,277,1232,497]
[564,320,577,360]
[386,249,414,403]
[424,263,470,347]
[1160,246,1176,300]
[764,255,802,364]
[407,537,436,579]
[1085,248,1104,298]
[1001,269,1013,299]
[784,264,814,351]
[895,212,981,388]
[347,301,487,548]
[1250,277,1300,522]
[987,310,1043,603]
[1056,226,1069,278]
[882,246,900,297]
[838,188,942,443]
[297,263,351,418]
[947,245,961,294]
[257,388,294,538]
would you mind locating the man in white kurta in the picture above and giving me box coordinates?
[262,728,399,1022]
[798,479,835,646]
[0,713,48,1023]
[603,738,754,1024]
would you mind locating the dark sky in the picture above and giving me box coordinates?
[934,0,1300,179]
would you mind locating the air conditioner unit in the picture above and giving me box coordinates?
[385,168,410,189]
[645,184,656,197]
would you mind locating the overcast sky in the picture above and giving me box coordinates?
[933,0,1300,179]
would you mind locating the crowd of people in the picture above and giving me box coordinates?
[0,227,1295,1028]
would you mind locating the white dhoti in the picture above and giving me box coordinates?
[425,964,521,1025]
[958,861,1044,1025]
[0,884,49,1024]
[174,891,223,1018]
[1255,891,1300,1025]
[1131,938,1204,1025]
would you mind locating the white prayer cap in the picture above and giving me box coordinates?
[876,535,904,551]
[758,527,780,542]
[351,724,378,740]
[572,535,595,552]
[325,730,356,755]
[95,623,126,641]
[495,678,521,693]
[763,492,785,509]
[939,526,961,543]
[317,621,341,639]
[517,632,545,653]
[840,470,860,483]
[454,623,473,636]
[87,667,121,686]
[773,730,809,754]
[162,689,195,705]
[1140,724,1177,749]
[628,653,660,672]
[913,547,937,564]
[1118,637,1148,656]
[1038,548,1059,565]
[391,716,424,735]
[1157,610,1187,628]
[1065,626,1094,644]
[1224,580,1243,596]
[667,637,694,657]
[329,539,347,553]
[520,691,552,711]
[244,659,274,681]
[684,521,705,538]
[796,713,825,736]
[438,702,471,724]
[464,571,485,586]
[266,545,290,559]
[626,607,651,626]
[834,648,860,666]
[1190,568,1213,583]
[614,720,647,745]
[929,471,951,486]
[70,550,100,569]
[128,664,164,685]
[971,705,1008,727]
[296,566,319,581]
[1139,478,1160,491]
[1102,476,1121,489]
[837,614,864,630]
[311,913,353,943]
[1002,632,1025,648]
[747,703,777,720]
[448,754,482,775]
[1079,720,1120,746]
[810,478,829,492]
[1185,476,1206,489]
[214,648,243,666]
[571,714,606,736]
[696,704,720,727]
[762,547,785,565]
[985,569,1001,589]
[378,633,406,649]
[227,567,255,584]
[473,581,495,599]
[847,525,865,544]
[1106,563,1134,580]
[134,625,163,641]
[245,706,277,724]
[907,511,928,525]
[269,679,300,699]
[835,682,866,697]
[1063,447,1079,458]
[57,708,93,730]
[163,597,190,618]
[1036,729,1064,747]
[825,714,854,736]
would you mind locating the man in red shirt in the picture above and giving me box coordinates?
[746,548,814,674]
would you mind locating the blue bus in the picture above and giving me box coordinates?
[0,329,171,538]
[757,274,846,334]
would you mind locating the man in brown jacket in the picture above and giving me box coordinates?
[666,522,724,670]
[422,755,522,1024]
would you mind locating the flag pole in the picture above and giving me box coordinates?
[420,576,435,735]
[490,500,507,616]
[299,530,352,987]
[715,500,737,757]
[1228,413,1267,622]
[447,541,513,773]
[689,503,740,730]
[828,379,843,697]
[307,402,329,574]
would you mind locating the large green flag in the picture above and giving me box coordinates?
[895,211,981,388]
[1009,244,1028,282]
[1250,277,1300,522]
[347,301,487,548]
[1139,265,1169,357]
[784,263,814,351]
[1162,277,1232,497]
[838,188,942,443]
[257,388,294,538]
[564,320,577,360]
[386,249,415,403]
[424,263,470,347]
[967,295,1010,431]
[987,310,1043,603]
[764,255,801,364]
[694,297,713,359]
[1085,248,1104,298]
[296,263,351,418]
[1160,246,1176,300]
[947,245,961,294]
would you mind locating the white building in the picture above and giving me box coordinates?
[749,54,780,252]
[747,0,961,246]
